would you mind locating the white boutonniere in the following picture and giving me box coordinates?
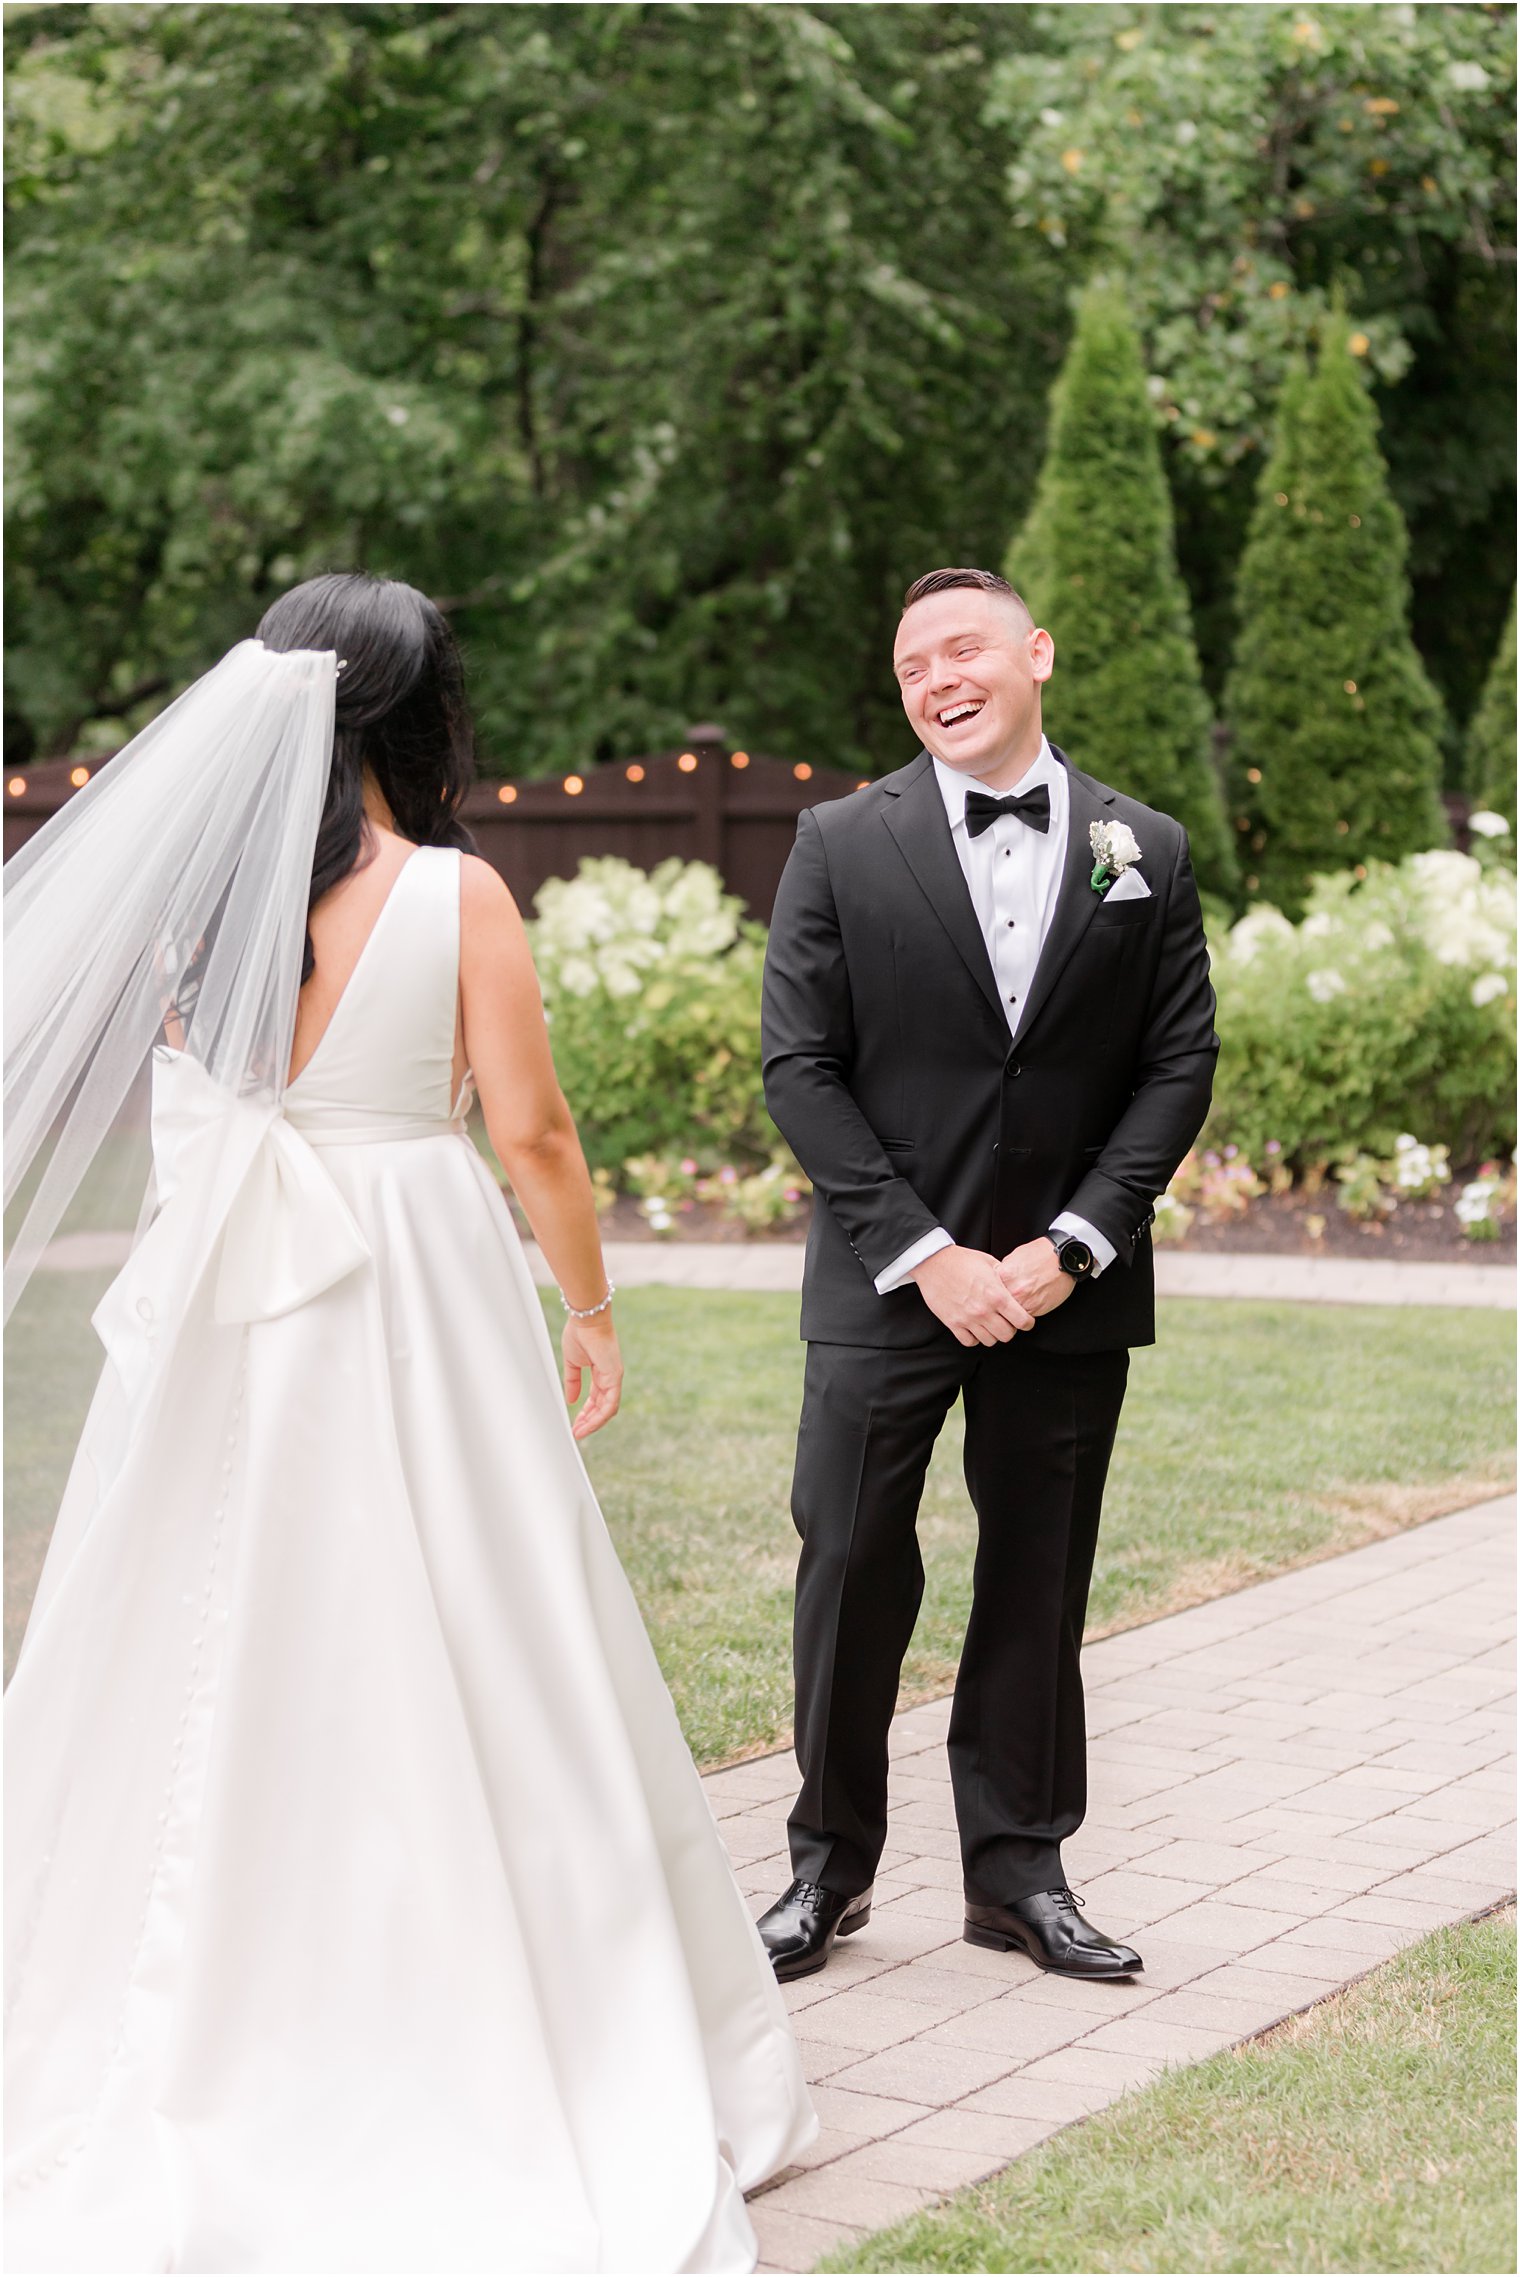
[1090,819,1142,894]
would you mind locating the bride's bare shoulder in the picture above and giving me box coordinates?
[460,852,520,919]
[459,854,530,970]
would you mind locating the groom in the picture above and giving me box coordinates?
[756,567,1218,1982]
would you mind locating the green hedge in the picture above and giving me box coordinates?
[530,857,771,1174]
[533,853,1515,1187]
[1205,849,1515,1167]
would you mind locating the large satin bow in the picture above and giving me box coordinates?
[94,1051,371,1403]
[213,1109,372,1325]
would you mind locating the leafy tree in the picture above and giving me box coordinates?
[5,4,1512,778]
[983,3,1517,725]
[1224,314,1447,916]
[4,3,1064,775]
[1465,588,1516,829]
[1007,284,1235,898]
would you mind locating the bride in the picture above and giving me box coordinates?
[3,575,815,2273]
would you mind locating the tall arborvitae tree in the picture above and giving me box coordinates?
[1224,317,1447,915]
[1005,284,1235,901]
[1465,589,1516,831]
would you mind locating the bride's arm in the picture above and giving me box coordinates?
[458,854,622,1438]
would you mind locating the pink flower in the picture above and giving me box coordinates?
[1203,1150,1221,1169]
[1223,1144,1238,1160]
[1265,1139,1281,1155]
[719,1166,738,1186]
[679,1157,697,1175]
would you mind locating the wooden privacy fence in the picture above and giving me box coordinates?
[2,725,866,922]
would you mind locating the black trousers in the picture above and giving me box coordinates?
[786,1334,1130,1906]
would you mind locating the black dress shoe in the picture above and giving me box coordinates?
[964,1888,1142,1979]
[757,1878,874,1981]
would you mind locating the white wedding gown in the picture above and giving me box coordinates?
[5,845,815,2274]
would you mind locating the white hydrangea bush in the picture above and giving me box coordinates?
[1206,851,1515,1168]
[531,856,744,1001]
[527,856,772,1175]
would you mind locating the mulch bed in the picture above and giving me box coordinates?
[565,1177,1515,1263]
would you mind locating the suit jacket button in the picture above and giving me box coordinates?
[1006,1062,1021,1079]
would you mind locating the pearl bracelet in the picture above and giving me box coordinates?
[562,1283,616,1320]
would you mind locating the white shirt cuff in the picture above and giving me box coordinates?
[875,1226,954,1294]
[1050,1212,1116,1277]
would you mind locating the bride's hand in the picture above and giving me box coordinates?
[562,1313,623,1439]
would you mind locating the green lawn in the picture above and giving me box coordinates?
[6,1287,1514,1767]
[573,1291,1513,1764]
[821,1909,1517,2275]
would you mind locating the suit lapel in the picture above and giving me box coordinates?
[1010,750,1115,1049]
[880,753,1005,1028]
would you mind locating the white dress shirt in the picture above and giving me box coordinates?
[875,739,1117,1294]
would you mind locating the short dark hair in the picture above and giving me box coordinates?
[901,566,1030,620]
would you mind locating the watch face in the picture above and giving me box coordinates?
[1059,1238,1094,1277]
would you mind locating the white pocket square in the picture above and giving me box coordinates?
[1103,868,1151,903]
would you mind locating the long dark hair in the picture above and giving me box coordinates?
[256,573,476,983]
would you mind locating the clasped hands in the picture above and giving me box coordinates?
[908,1238,1074,1348]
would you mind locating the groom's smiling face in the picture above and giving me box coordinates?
[893,588,1053,783]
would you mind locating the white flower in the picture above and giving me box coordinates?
[1408,848,1482,894]
[1227,905,1295,963]
[1301,912,1336,939]
[1152,1191,1194,1244]
[556,955,599,999]
[1391,1135,1450,1193]
[1472,971,1509,1008]
[1468,810,1511,840]
[1446,59,1490,92]
[1405,849,1515,969]
[1305,967,1347,1003]
[1454,1180,1497,1227]
[599,955,646,999]
[1090,819,1142,875]
[530,855,744,1005]
[1361,920,1395,951]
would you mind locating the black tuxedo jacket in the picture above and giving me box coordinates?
[761,745,1219,1353]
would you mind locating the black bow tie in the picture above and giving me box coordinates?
[963,783,1051,838]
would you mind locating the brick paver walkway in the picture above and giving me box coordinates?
[706,1495,1517,2274]
[529,1242,1517,1308]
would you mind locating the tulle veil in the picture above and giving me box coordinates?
[4,640,338,1673]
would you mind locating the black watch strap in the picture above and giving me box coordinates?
[1048,1229,1095,1280]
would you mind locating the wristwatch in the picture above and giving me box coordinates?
[1047,1230,1096,1280]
